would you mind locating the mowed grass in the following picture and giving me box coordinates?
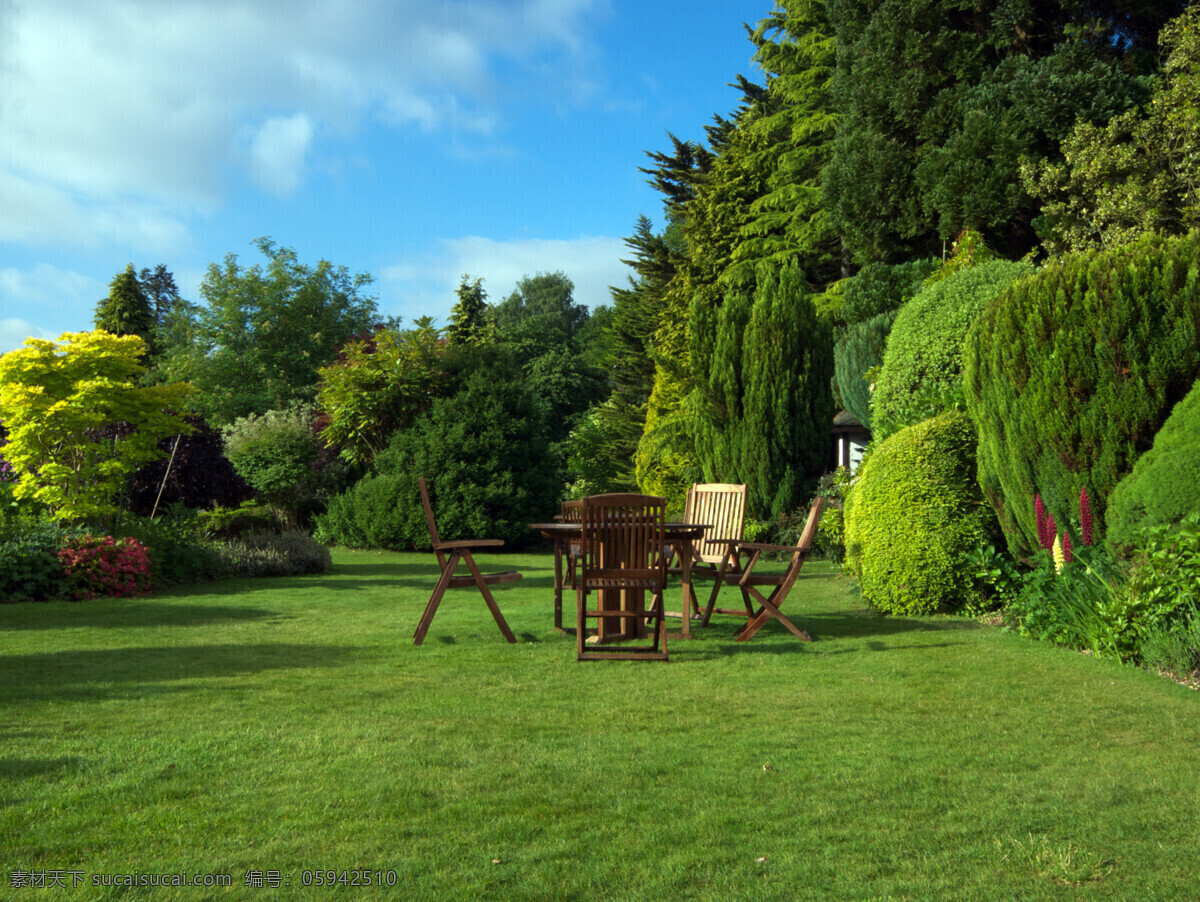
[2,549,1199,901]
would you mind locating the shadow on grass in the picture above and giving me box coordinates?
[0,602,284,631]
[0,756,83,782]
[0,643,360,703]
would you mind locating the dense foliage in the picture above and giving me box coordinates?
[965,231,1200,555]
[0,331,194,521]
[871,259,1032,440]
[159,238,378,425]
[1106,377,1200,554]
[691,262,834,518]
[844,411,998,615]
[317,347,560,549]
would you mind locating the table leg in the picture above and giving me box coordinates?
[552,535,565,632]
[680,538,694,639]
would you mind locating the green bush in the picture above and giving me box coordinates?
[115,505,222,586]
[1138,611,1200,682]
[872,259,1032,441]
[844,410,998,614]
[1123,513,1200,638]
[965,231,1200,555]
[833,310,896,431]
[215,531,332,579]
[316,347,561,549]
[199,502,284,539]
[842,259,938,325]
[1006,545,1135,659]
[223,403,321,527]
[1106,377,1200,554]
[0,519,78,602]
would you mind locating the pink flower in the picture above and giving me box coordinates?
[1062,532,1073,564]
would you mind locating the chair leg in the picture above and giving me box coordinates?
[736,586,811,643]
[414,551,459,645]
[461,551,517,643]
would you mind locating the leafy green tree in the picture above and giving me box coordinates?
[1023,6,1200,253]
[494,272,605,445]
[94,264,154,348]
[315,318,445,466]
[728,0,840,288]
[159,237,378,424]
[0,331,194,521]
[223,404,324,529]
[823,0,1172,262]
[447,276,492,346]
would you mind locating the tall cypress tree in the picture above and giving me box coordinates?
[447,276,490,346]
[95,264,154,348]
[692,263,833,519]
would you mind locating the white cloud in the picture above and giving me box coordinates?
[380,234,631,323]
[247,114,315,198]
[0,0,605,252]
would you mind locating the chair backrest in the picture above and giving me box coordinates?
[580,493,666,583]
[684,483,747,564]
[560,500,583,523]
[792,496,825,560]
[418,478,447,569]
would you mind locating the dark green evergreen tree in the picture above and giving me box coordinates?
[137,264,182,328]
[692,262,833,519]
[447,275,490,346]
[95,264,154,348]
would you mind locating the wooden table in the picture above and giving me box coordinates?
[530,521,708,639]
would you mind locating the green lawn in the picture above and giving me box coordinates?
[2,549,1198,901]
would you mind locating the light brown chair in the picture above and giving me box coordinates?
[702,496,824,642]
[576,493,669,662]
[412,477,520,646]
[668,483,748,623]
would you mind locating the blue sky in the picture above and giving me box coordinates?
[0,0,774,353]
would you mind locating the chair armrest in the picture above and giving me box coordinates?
[735,541,801,554]
[433,539,505,550]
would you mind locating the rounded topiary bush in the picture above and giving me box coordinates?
[872,259,1033,440]
[844,410,998,615]
[1106,377,1200,554]
[965,230,1200,555]
[842,258,938,325]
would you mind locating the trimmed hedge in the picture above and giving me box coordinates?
[1106,377,1200,554]
[872,259,1032,441]
[964,231,1200,555]
[844,410,998,615]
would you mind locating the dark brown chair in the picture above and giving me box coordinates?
[702,496,824,642]
[412,477,520,646]
[576,493,669,662]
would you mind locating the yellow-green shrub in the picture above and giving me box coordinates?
[844,411,998,614]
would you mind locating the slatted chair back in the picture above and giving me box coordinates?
[576,493,668,661]
[560,499,583,522]
[683,483,747,565]
[419,477,447,566]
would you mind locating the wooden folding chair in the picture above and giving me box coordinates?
[667,483,747,623]
[561,499,584,590]
[702,496,824,642]
[412,477,520,646]
[576,493,669,662]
